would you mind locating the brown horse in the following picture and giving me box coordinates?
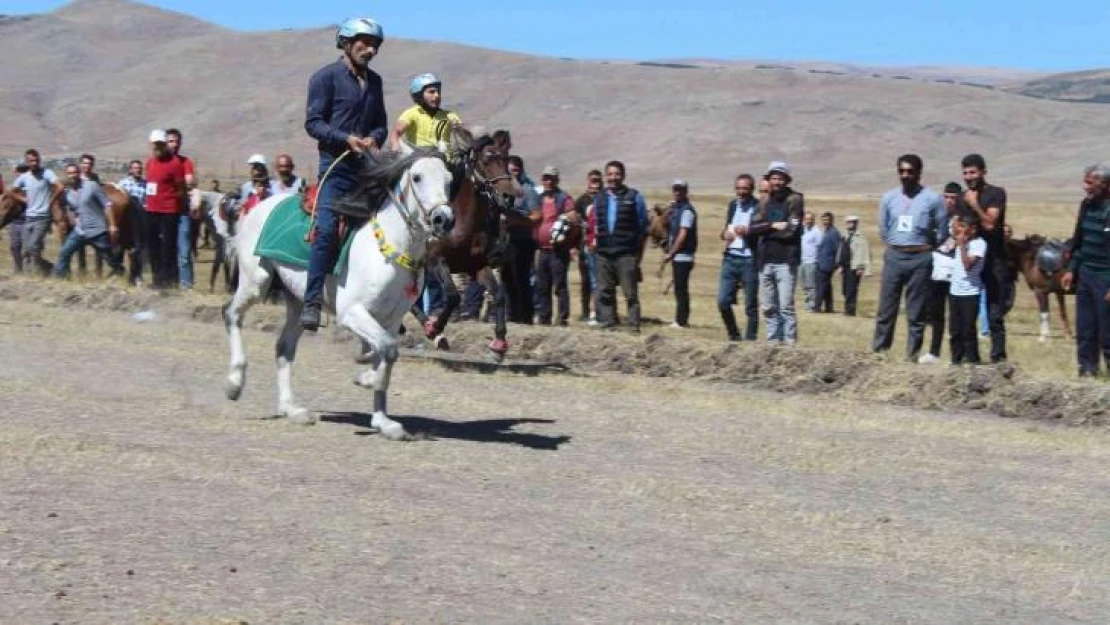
[0,188,70,273]
[405,125,520,357]
[1007,234,1074,341]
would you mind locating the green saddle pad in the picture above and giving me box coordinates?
[254,195,353,275]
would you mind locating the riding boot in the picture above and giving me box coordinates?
[300,302,322,331]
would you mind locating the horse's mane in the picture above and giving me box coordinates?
[334,147,444,217]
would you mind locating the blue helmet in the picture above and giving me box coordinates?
[335,17,384,49]
[410,73,442,100]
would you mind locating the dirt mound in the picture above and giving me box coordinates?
[3,277,1106,427]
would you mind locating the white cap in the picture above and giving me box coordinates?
[672,178,688,188]
[766,161,791,177]
[846,215,860,222]
[246,153,267,166]
[148,129,167,143]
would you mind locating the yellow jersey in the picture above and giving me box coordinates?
[398,105,462,148]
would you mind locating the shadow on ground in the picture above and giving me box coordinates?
[319,412,572,450]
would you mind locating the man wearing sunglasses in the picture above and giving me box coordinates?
[873,154,947,361]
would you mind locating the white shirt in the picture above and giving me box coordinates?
[801,226,822,264]
[726,200,755,257]
[949,238,987,297]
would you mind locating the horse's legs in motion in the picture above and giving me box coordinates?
[1036,290,1050,342]
[1057,291,1074,339]
[480,266,509,359]
[346,305,409,441]
[274,295,313,424]
[223,262,272,402]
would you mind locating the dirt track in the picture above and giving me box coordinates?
[1,288,1109,624]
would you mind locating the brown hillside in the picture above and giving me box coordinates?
[1,0,1107,197]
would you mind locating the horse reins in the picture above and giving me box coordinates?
[304,148,352,242]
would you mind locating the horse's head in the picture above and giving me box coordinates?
[647,203,673,248]
[395,142,455,239]
[0,190,27,230]
[446,124,518,213]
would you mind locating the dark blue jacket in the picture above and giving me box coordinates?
[816,226,842,273]
[667,201,697,257]
[305,59,389,157]
[594,186,647,256]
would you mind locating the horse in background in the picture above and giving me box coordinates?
[1007,233,1074,342]
[189,188,239,292]
[0,188,73,274]
[405,124,521,358]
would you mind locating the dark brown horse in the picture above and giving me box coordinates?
[1007,234,1074,341]
[405,125,520,357]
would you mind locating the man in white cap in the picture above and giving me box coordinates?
[837,214,871,316]
[749,161,805,344]
[241,154,269,200]
[662,178,698,328]
[143,129,188,289]
[532,165,578,325]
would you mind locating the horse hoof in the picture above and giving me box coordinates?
[371,412,409,441]
[423,317,439,339]
[225,381,243,401]
[286,407,316,426]
[435,335,450,351]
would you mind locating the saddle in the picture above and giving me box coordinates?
[298,184,349,244]
[1036,238,1071,277]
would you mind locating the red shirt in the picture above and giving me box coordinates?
[534,191,575,250]
[144,156,187,214]
[177,155,195,178]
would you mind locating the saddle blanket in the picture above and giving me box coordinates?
[254,195,353,275]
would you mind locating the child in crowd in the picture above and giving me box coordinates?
[948,212,987,365]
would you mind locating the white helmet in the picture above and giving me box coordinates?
[410,73,441,101]
[335,17,384,49]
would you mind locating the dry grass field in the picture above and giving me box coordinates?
[0,292,1107,623]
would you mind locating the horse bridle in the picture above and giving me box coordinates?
[462,149,515,212]
[385,152,453,240]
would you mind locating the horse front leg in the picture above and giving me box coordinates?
[1057,291,1074,339]
[344,304,410,441]
[1036,290,1050,342]
[276,296,313,425]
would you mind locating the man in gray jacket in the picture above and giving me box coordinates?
[53,163,123,278]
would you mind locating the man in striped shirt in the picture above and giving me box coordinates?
[1061,163,1110,378]
[117,160,147,285]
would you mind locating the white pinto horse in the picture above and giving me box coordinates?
[222,145,455,440]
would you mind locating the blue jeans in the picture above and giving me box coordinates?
[1076,266,1110,375]
[177,213,193,288]
[305,153,361,306]
[421,271,446,315]
[977,290,989,336]
[718,254,759,340]
[759,263,797,342]
[54,231,122,277]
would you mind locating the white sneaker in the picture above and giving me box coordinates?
[586,318,599,327]
[668,322,685,329]
[918,353,941,364]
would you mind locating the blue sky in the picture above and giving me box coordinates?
[9,0,1109,71]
